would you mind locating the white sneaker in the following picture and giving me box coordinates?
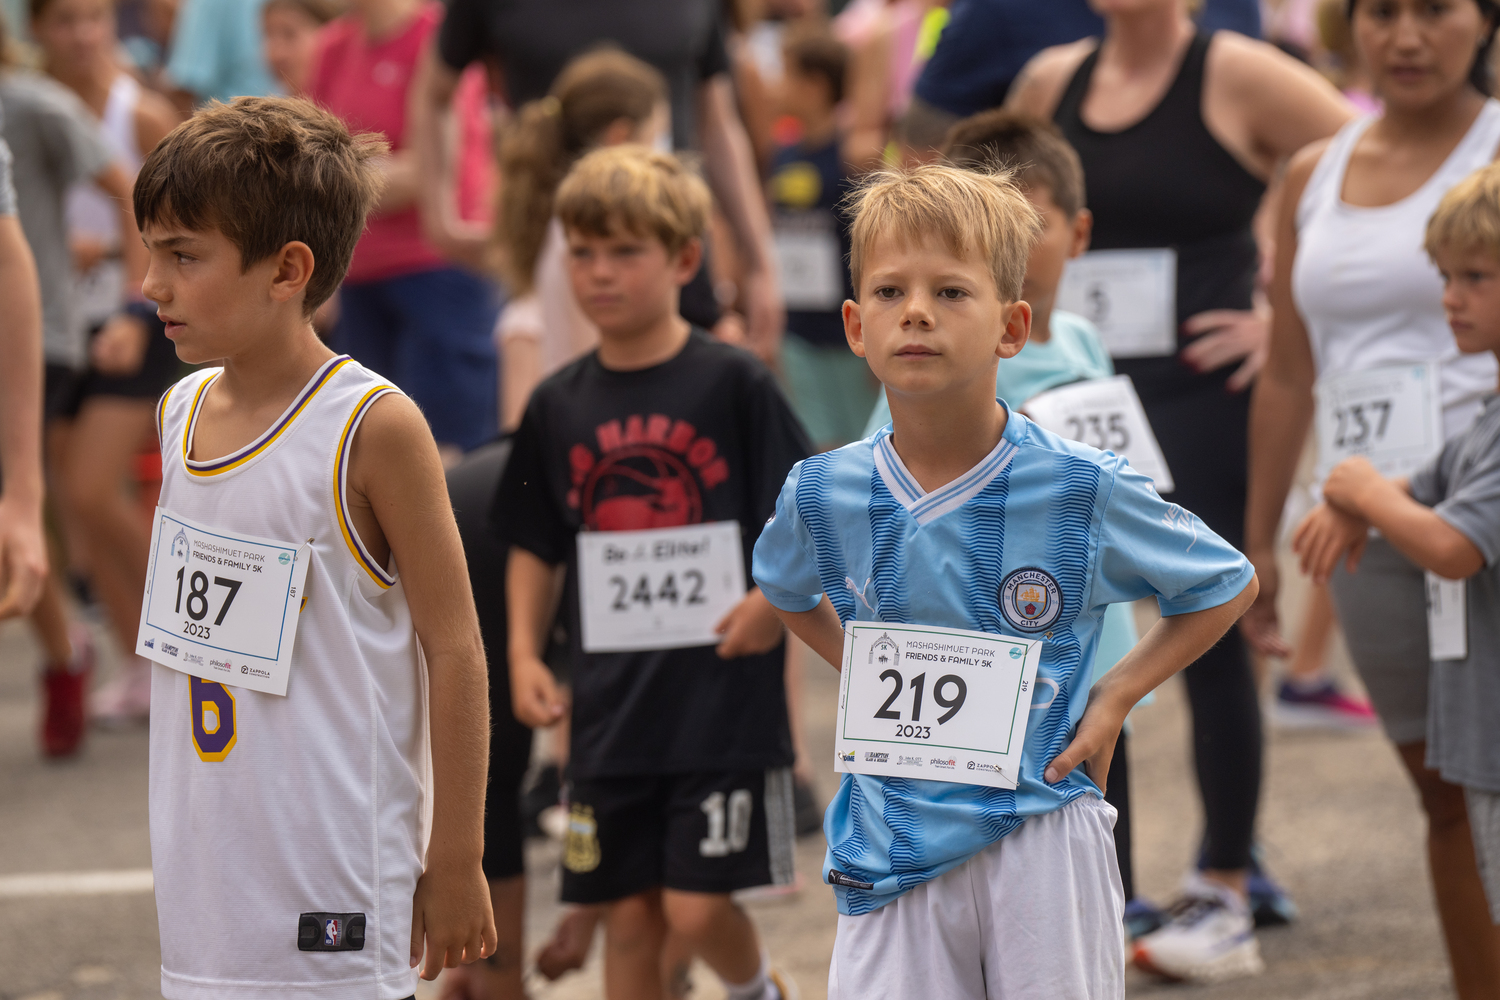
[1132,875,1264,982]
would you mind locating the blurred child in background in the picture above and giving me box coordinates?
[263,0,340,95]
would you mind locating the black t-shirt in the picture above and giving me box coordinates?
[493,331,812,777]
[437,0,730,151]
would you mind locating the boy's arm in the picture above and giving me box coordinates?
[1323,457,1484,579]
[506,547,566,728]
[1046,575,1258,791]
[770,596,845,671]
[348,395,496,979]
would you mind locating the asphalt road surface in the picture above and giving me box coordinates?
[0,593,1456,999]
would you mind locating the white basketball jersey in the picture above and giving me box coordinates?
[149,355,427,1000]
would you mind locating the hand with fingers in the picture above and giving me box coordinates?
[1292,502,1369,585]
[0,494,47,619]
[90,313,151,378]
[1179,297,1270,392]
[1239,546,1291,658]
[714,587,784,659]
[1043,686,1129,795]
[409,859,498,981]
[510,656,566,729]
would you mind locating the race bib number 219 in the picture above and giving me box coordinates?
[135,507,310,696]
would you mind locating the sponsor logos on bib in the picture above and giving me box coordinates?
[999,568,1063,632]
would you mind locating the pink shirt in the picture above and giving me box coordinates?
[310,2,492,284]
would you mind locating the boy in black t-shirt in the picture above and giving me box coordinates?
[495,146,809,1000]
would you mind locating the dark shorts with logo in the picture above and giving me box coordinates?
[560,767,797,904]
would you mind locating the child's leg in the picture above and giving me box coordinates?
[660,890,761,983]
[1286,581,1337,682]
[602,889,667,1000]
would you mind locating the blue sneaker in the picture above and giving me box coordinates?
[1196,843,1298,928]
[1124,897,1166,941]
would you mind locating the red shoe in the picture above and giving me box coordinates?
[40,635,94,757]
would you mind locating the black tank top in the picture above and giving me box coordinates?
[1054,32,1265,396]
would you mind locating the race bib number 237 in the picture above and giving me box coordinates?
[135,507,310,696]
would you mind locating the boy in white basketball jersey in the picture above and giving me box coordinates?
[132,98,496,999]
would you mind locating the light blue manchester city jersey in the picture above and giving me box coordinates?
[752,406,1253,915]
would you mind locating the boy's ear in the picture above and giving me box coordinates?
[997,299,1031,360]
[1068,208,1093,259]
[843,298,866,358]
[672,236,704,287]
[268,240,316,306]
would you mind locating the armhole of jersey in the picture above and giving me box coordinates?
[335,385,400,589]
[155,383,175,446]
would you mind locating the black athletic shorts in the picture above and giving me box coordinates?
[44,306,179,420]
[560,767,797,904]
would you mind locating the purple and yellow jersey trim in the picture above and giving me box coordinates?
[181,356,353,477]
[335,385,399,589]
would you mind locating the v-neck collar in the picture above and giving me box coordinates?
[873,404,1024,525]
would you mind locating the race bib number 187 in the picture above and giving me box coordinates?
[834,621,1042,789]
[135,507,310,696]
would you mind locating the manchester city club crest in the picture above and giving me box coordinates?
[999,568,1063,631]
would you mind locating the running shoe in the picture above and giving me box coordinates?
[40,629,95,757]
[1123,896,1166,941]
[1271,677,1378,731]
[1195,842,1299,927]
[769,966,800,1000]
[1132,875,1264,982]
[90,653,152,726]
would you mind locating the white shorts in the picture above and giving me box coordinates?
[828,795,1124,1000]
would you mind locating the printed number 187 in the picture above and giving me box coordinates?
[175,568,242,625]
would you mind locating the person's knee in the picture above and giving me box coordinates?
[1401,748,1470,830]
[661,890,737,943]
[605,892,665,953]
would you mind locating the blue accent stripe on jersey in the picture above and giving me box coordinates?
[795,452,857,624]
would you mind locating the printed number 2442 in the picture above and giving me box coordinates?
[609,571,706,612]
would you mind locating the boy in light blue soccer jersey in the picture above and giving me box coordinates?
[752,165,1259,999]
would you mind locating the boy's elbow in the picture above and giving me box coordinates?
[1433,539,1485,581]
[1233,573,1260,614]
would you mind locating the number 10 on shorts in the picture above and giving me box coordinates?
[834,621,1042,790]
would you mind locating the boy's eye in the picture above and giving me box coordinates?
[873,286,900,300]
[174,253,194,264]
[939,287,967,300]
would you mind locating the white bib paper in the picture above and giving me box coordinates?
[1055,248,1177,358]
[1426,571,1468,662]
[135,507,310,696]
[1021,375,1175,493]
[1314,363,1443,479]
[834,621,1042,789]
[577,521,746,653]
[774,226,845,311]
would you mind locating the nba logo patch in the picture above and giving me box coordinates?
[999,568,1063,632]
[324,918,340,947]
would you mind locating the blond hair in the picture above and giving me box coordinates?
[1427,163,1500,261]
[845,163,1041,300]
[496,49,667,293]
[554,145,711,253]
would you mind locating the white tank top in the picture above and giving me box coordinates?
[149,356,427,1000]
[1292,101,1500,441]
[67,72,143,326]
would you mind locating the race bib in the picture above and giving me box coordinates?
[135,507,310,696]
[1315,363,1443,479]
[1426,571,1468,662]
[1054,248,1177,358]
[774,223,846,311]
[1021,375,1175,492]
[577,521,746,653]
[834,621,1042,790]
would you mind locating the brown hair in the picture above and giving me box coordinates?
[1426,162,1500,260]
[844,163,1041,300]
[939,110,1086,217]
[783,27,848,105]
[133,96,386,314]
[555,145,711,254]
[261,0,344,26]
[495,48,667,293]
